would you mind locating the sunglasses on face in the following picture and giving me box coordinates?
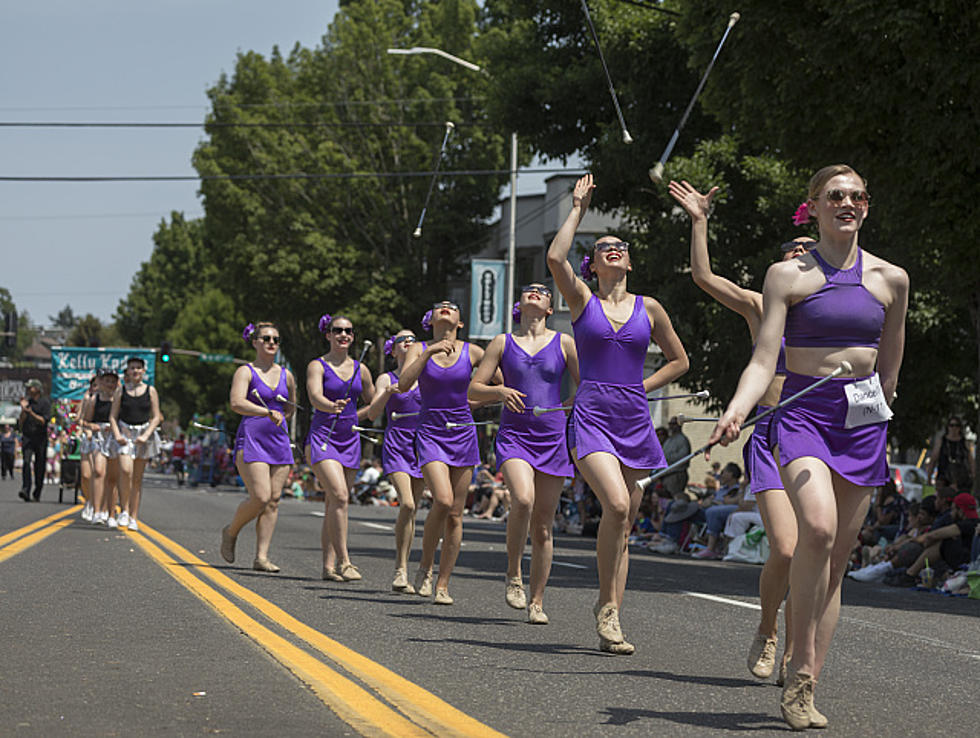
[331,326,354,335]
[948,422,961,428]
[393,335,416,346]
[781,240,812,253]
[521,284,552,298]
[819,189,870,207]
[595,241,629,253]
[258,335,281,345]
[432,302,460,312]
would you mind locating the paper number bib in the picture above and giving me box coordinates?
[844,374,894,429]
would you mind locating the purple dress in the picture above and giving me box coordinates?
[306,358,362,469]
[415,343,480,468]
[568,294,666,471]
[235,365,293,465]
[743,338,787,497]
[776,249,889,487]
[383,371,422,478]
[495,334,574,478]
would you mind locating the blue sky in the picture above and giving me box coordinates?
[1,1,340,326]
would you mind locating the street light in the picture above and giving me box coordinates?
[386,47,518,332]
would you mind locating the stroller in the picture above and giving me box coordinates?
[59,436,83,504]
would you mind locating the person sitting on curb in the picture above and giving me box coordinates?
[886,493,978,587]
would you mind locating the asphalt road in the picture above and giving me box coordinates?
[2,474,978,736]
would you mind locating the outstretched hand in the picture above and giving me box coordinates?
[572,174,596,211]
[668,180,719,221]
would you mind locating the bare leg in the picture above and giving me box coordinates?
[527,472,564,608]
[434,466,473,592]
[127,457,149,519]
[501,459,535,581]
[101,458,119,516]
[312,458,356,570]
[80,455,92,503]
[419,462,453,574]
[255,465,291,561]
[229,452,275,537]
[391,472,423,571]
[90,453,107,515]
[756,488,797,646]
[116,454,134,516]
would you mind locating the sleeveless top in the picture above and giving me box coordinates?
[92,395,113,423]
[784,249,885,348]
[310,357,362,425]
[499,333,567,433]
[119,385,151,425]
[418,344,471,411]
[246,364,287,416]
[384,370,421,427]
[573,294,649,384]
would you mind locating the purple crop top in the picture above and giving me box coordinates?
[784,249,884,349]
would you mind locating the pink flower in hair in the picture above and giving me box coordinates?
[512,301,521,322]
[242,323,256,344]
[318,313,332,334]
[579,254,594,280]
[791,201,811,226]
[421,310,433,331]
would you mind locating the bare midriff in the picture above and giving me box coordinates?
[784,346,878,379]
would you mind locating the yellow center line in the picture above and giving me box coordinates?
[126,529,430,738]
[0,504,82,548]
[137,523,507,738]
[0,518,75,564]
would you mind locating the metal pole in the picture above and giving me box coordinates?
[506,131,517,333]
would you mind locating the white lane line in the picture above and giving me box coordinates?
[523,555,588,570]
[684,591,761,610]
[684,591,980,661]
[309,511,325,518]
[360,522,393,531]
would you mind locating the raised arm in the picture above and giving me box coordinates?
[469,334,525,412]
[668,180,763,329]
[546,174,596,318]
[642,297,690,394]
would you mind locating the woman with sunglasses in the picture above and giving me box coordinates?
[709,165,908,729]
[469,283,579,625]
[547,174,689,654]
[399,301,488,604]
[220,322,295,572]
[306,314,376,582]
[83,369,119,526]
[669,179,816,685]
[364,329,424,593]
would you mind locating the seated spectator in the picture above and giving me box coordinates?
[631,499,658,543]
[474,484,510,520]
[888,492,978,587]
[722,484,763,541]
[862,480,908,543]
[467,463,496,514]
[651,462,743,557]
[849,496,938,582]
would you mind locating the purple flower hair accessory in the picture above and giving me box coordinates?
[512,301,521,322]
[383,335,396,355]
[579,253,594,280]
[318,313,332,334]
[791,201,811,226]
[421,309,433,331]
[242,323,256,344]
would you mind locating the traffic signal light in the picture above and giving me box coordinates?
[3,311,16,348]
[160,340,172,363]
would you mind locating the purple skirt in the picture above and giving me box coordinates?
[742,410,783,497]
[416,407,480,469]
[383,425,421,478]
[774,372,888,488]
[495,423,574,478]
[568,380,665,472]
[235,416,293,466]
[306,415,361,469]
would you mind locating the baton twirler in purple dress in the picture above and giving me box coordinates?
[383,370,422,478]
[495,334,574,478]
[568,294,665,471]
[235,365,293,465]
[307,358,362,469]
[776,248,889,487]
[416,343,480,468]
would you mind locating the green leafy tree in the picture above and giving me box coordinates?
[68,314,107,347]
[49,304,76,330]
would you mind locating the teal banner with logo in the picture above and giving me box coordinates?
[50,347,156,399]
[469,259,506,339]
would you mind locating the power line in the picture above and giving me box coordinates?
[0,121,487,129]
[0,212,203,221]
[0,168,586,183]
[0,97,486,113]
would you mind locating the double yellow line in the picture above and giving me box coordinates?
[0,505,79,564]
[130,523,506,737]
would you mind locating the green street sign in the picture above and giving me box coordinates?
[199,352,236,363]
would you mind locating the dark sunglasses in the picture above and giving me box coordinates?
[258,335,281,345]
[595,240,629,253]
[330,326,354,335]
[393,335,416,346]
[521,284,552,298]
[780,240,812,253]
[948,422,961,427]
[432,302,460,312]
[819,189,870,206]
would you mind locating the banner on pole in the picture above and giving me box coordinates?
[469,259,506,340]
[50,347,157,399]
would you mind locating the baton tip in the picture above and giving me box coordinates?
[649,162,665,183]
[838,360,853,375]
[729,11,741,25]
[413,228,422,238]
